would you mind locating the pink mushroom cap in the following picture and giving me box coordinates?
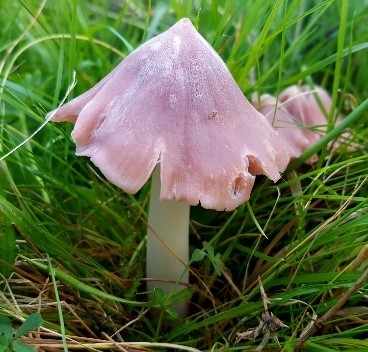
[278,85,332,144]
[47,18,290,211]
[252,93,312,160]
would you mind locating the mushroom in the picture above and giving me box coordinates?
[46,18,290,315]
[278,85,333,144]
[253,86,339,164]
[252,93,312,160]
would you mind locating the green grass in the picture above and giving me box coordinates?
[1,0,368,350]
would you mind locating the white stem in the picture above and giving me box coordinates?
[146,167,190,316]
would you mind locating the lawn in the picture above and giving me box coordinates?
[1,0,368,351]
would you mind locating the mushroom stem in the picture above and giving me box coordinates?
[146,167,190,316]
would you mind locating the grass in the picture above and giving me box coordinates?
[1,0,368,350]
